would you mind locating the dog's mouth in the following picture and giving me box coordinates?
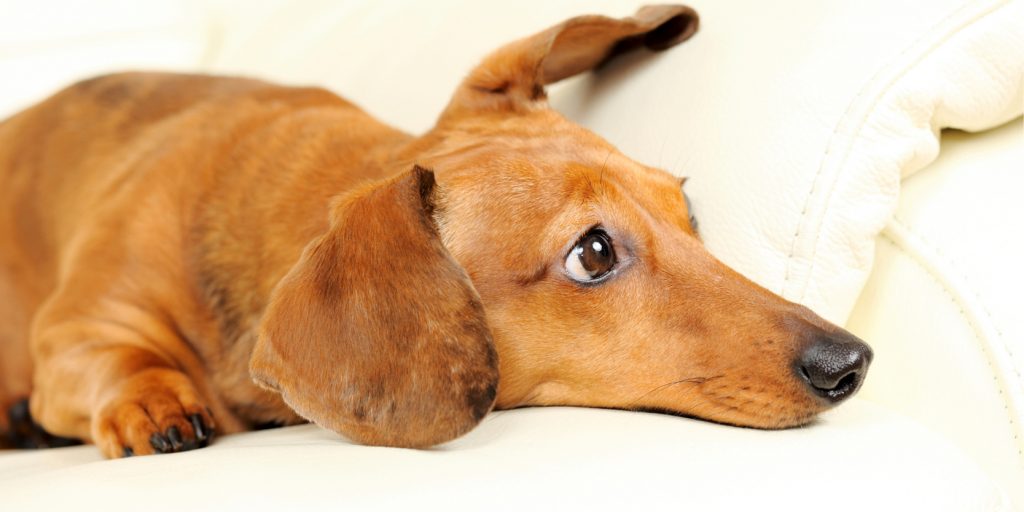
[627,338,871,430]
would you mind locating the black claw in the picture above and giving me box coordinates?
[123,447,134,457]
[190,414,207,442]
[199,432,213,448]
[166,426,183,450]
[149,433,172,453]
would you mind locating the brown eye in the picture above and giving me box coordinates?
[565,229,616,283]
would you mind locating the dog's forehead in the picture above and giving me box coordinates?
[477,148,696,248]
[567,155,694,234]
[430,112,693,235]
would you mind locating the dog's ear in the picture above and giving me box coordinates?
[251,166,498,448]
[440,4,698,119]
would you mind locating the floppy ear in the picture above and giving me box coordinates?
[251,166,498,448]
[440,4,698,119]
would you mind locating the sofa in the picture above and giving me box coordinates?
[1,0,1021,510]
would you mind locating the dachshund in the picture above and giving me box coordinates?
[0,5,871,458]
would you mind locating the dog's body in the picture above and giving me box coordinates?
[0,6,871,458]
[0,74,392,449]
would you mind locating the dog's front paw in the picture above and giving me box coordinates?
[92,368,215,458]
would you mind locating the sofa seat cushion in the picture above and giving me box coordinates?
[0,400,1008,510]
[849,118,1024,507]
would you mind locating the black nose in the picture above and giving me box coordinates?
[797,333,872,403]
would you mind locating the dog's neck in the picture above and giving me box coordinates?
[188,126,426,334]
[182,121,427,422]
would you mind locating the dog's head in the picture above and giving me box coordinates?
[252,5,871,448]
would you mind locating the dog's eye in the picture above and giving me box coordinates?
[565,229,616,283]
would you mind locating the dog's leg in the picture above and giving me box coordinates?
[0,397,10,449]
[30,297,216,458]
[0,277,34,449]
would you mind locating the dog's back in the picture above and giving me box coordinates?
[0,73,275,301]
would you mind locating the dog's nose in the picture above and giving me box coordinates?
[797,333,872,403]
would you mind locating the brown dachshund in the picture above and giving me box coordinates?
[0,5,871,458]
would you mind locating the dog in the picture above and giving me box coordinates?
[0,5,872,458]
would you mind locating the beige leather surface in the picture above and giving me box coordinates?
[850,118,1024,507]
[0,402,1009,511]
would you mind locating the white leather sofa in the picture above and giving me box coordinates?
[1,1,1021,510]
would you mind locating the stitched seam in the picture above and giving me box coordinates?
[890,216,1024,389]
[782,0,1007,301]
[786,0,1005,297]
[880,221,1023,462]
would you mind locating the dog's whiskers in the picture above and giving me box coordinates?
[668,142,695,177]
[629,374,723,407]
[656,136,670,169]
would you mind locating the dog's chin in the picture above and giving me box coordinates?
[633,405,824,431]
[741,413,822,430]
